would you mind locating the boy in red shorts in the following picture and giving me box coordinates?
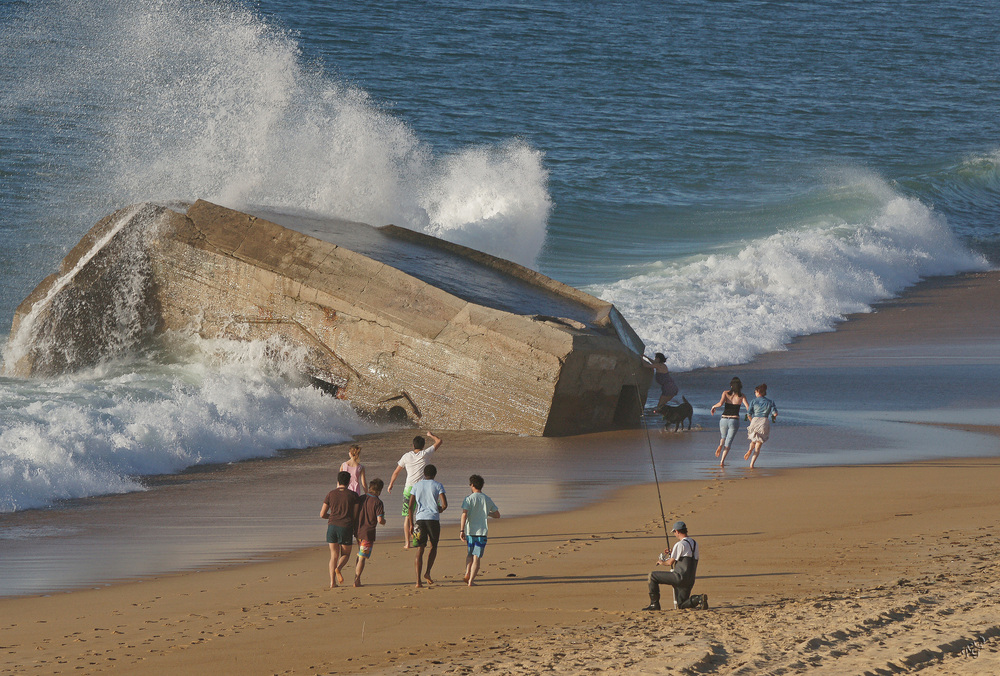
[354,478,386,587]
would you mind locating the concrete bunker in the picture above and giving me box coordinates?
[5,200,651,436]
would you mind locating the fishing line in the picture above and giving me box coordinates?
[628,356,671,545]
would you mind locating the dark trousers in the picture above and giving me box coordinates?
[648,569,698,609]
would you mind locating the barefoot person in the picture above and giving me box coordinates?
[710,377,749,467]
[339,444,367,496]
[407,464,447,588]
[354,478,386,587]
[642,521,707,611]
[643,352,679,413]
[388,432,442,549]
[460,474,500,587]
[320,470,360,589]
[744,383,778,468]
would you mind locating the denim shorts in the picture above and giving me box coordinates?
[719,416,740,449]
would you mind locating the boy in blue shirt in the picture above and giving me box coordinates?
[407,464,447,588]
[745,383,778,468]
[459,474,500,587]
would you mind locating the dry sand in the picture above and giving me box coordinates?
[2,271,999,675]
[2,458,999,675]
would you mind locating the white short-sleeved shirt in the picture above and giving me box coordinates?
[671,537,699,561]
[397,444,437,488]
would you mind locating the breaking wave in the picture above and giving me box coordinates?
[597,173,990,370]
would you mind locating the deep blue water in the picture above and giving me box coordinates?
[1,0,999,511]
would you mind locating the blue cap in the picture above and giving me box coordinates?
[672,521,687,532]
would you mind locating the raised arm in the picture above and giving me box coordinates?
[426,431,442,451]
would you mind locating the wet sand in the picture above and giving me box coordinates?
[1,271,999,674]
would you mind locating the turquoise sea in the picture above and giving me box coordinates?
[1,1,999,515]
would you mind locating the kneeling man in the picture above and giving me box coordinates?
[643,521,708,611]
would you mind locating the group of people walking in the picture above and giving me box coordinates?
[320,432,500,590]
[322,357,777,612]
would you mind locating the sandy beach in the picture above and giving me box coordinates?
[2,271,999,675]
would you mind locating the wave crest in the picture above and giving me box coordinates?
[597,175,989,371]
[3,0,550,267]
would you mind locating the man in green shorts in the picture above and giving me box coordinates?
[387,431,442,549]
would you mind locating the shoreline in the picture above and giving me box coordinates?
[2,269,999,673]
[2,270,999,599]
[3,455,1000,674]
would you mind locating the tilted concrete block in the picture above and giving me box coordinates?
[5,201,651,436]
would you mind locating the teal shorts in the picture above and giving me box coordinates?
[466,535,488,558]
[326,524,353,545]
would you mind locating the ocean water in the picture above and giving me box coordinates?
[2,0,999,512]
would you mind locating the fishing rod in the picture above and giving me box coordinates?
[628,355,671,546]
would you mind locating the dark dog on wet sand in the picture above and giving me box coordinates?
[657,396,693,432]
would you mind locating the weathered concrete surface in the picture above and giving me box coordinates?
[6,200,651,436]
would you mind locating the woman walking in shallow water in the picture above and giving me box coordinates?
[710,377,749,467]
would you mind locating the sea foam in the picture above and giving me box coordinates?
[2,0,550,268]
[596,174,990,371]
[0,334,373,513]
[0,0,548,512]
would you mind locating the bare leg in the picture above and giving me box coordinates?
[354,555,366,587]
[464,554,473,583]
[328,543,341,588]
[467,555,482,586]
[750,443,763,468]
[336,546,351,584]
[424,544,438,584]
[414,546,425,588]
[719,445,731,467]
[744,443,754,460]
[403,514,413,549]
[714,442,724,458]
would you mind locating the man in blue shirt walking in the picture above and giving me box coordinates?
[407,464,447,588]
